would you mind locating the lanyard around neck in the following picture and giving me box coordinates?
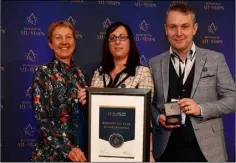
[103,73,130,88]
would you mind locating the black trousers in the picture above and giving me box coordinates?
[155,145,207,162]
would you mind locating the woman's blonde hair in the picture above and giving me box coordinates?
[47,21,76,42]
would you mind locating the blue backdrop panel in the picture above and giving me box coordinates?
[1,1,235,161]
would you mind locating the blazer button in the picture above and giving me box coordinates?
[121,84,126,88]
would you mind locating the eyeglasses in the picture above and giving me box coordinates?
[108,35,129,42]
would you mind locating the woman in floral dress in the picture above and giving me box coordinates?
[31,21,87,162]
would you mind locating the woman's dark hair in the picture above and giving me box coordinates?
[101,22,140,74]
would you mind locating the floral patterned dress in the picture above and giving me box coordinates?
[31,57,87,161]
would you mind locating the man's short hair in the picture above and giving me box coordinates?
[166,3,196,23]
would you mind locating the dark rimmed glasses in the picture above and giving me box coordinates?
[108,35,129,42]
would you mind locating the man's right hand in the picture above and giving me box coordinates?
[68,147,87,162]
[158,114,180,129]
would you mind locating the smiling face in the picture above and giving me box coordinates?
[48,26,75,63]
[108,26,130,60]
[165,10,198,54]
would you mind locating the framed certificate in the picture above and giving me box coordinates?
[87,87,151,162]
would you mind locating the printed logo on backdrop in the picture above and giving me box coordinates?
[204,2,224,11]
[170,1,188,7]
[134,0,156,8]
[66,16,83,40]
[140,54,149,66]
[97,18,112,40]
[21,13,45,36]
[17,124,37,148]
[201,22,223,44]
[71,0,85,3]
[208,23,217,34]
[27,13,38,25]
[25,86,32,98]
[24,124,37,136]
[135,20,155,42]
[20,49,38,73]
[97,0,120,6]
[102,18,112,29]
[139,20,149,32]
[19,86,33,110]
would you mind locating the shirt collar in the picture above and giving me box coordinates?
[99,65,136,77]
[51,56,75,70]
[170,42,196,63]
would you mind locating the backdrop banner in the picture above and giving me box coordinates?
[1,1,235,161]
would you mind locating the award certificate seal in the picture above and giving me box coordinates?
[108,133,124,148]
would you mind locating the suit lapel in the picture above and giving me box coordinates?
[161,53,170,102]
[191,47,207,98]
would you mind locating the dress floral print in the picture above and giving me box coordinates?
[31,57,87,161]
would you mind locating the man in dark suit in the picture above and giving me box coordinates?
[149,3,235,162]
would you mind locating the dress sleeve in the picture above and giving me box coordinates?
[137,66,154,101]
[90,69,100,87]
[31,67,75,161]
